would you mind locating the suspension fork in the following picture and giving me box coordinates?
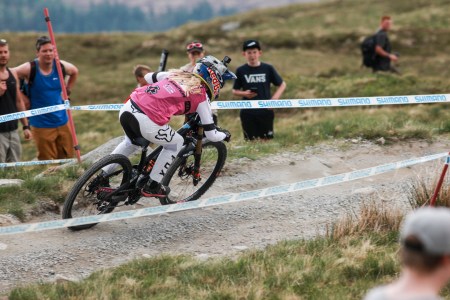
[193,127,204,185]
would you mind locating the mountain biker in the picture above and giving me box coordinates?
[100,55,235,195]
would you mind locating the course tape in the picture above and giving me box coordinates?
[0,102,69,124]
[1,94,449,123]
[70,104,124,111]
[0,158,76,168]
[0,152,446,235]
[211,93,450,110]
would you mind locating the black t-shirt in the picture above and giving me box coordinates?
[0,68,18,132]
[233,62,283,100]
[374,29,392,70]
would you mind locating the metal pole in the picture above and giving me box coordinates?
[430,154,450,206]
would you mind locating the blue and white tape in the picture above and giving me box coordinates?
[0,103,68,124]
[211,93,450,110]
[0,152,446,235]
[0,158,76,168]
[1,94,449,124]
[70,104,124,111]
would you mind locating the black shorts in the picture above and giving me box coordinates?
[240,109,274,141]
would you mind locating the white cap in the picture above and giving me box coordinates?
[401,207,450,255]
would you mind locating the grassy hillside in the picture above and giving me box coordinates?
[2,1,450,298]
[0,0,449,219]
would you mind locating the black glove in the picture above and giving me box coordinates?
[217,128,231,142]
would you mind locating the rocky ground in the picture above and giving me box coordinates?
[1,138,449,295]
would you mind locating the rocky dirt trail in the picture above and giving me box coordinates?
[1,138,449,294]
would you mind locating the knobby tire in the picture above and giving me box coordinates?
[62,154,132,230]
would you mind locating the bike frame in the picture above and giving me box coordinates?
[102,113,203,202]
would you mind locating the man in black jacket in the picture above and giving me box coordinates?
[373,16,399,73]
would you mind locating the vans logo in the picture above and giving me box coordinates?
[244,74,266,83]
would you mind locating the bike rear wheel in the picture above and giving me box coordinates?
[159,141,227,205]
[62,154,132,230]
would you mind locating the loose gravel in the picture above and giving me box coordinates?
[1,139,449,294]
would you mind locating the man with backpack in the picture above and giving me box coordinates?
[361,16,399,73]
[14,36,78,160]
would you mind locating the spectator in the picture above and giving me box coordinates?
[373,15,399,73]
[14,36,78,160]
[0,38,32,163]
[180,41,219,124]
[232,39,286,141]
[180,41,205,72]
[364,207,450,300]
[133,64,151,88]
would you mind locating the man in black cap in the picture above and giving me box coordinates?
[232,39,286,141]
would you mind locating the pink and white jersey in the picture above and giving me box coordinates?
[130,78,207,126]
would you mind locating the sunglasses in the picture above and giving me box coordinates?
[186,42,203,50]
[0,39,7,45]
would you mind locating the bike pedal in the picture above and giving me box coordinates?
[140,190,167,198]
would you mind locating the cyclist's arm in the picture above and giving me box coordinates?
[144,72,170,84]
[196,100,226,142]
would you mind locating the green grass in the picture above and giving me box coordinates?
[8,232,401,300]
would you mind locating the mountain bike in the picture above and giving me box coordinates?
[62,113,228,230]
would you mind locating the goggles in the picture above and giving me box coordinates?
[186,42,203,51]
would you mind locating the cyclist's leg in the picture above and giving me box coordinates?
[142,124,184,183]
[102,101,141,175]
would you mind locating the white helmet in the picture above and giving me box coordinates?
[193,55,237,99]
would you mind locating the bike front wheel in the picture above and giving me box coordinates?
[159,141,227,205]
[62,154,132,230]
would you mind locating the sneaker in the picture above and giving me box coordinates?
[86,173,110,193]
[142,181,170,197]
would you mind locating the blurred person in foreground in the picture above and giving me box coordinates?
[364,206,450,300]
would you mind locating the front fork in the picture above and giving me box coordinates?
[193,127,203,186]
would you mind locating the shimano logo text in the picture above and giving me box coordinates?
[298,99,332,107]
[414,95,447,103]
[338,98,371,106]
[376,96,409,104]
[0,112,26,123]
[258,100,292,108]
[217,101,252,109]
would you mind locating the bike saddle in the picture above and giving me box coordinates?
[133,137,150,148]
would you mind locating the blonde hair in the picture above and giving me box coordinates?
[167,69,203,96]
